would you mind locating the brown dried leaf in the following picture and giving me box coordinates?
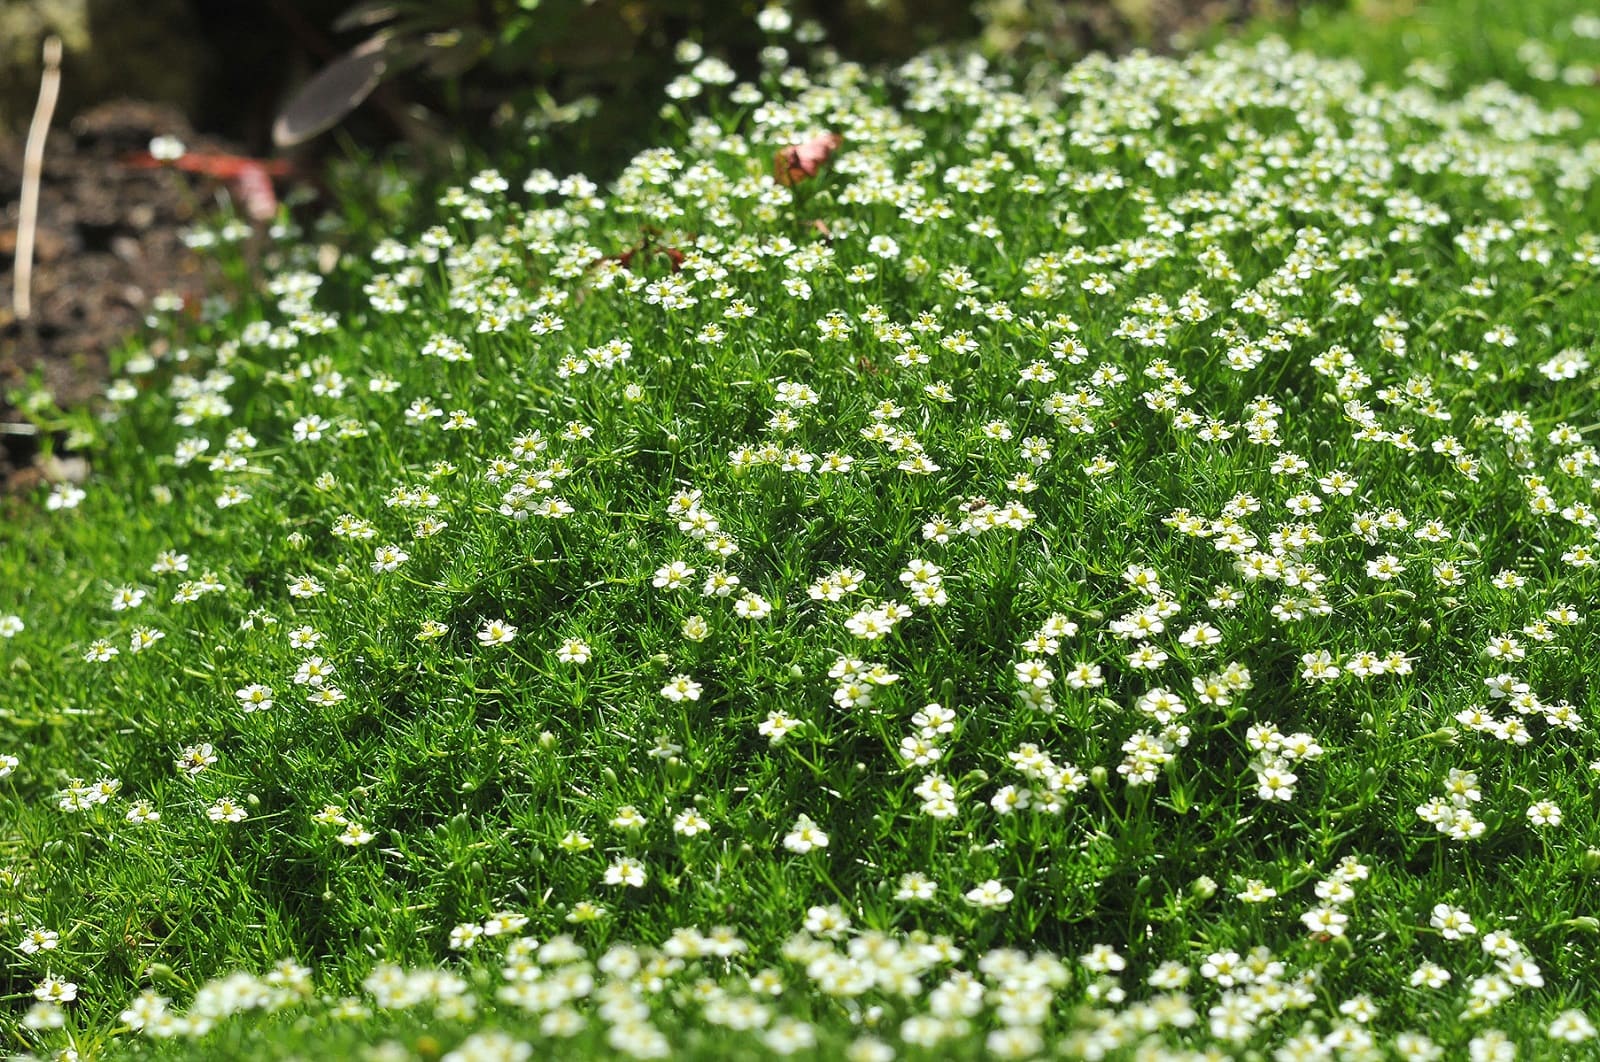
[332,2,402,33]
[272,36,391,148]
[774,132,842,187]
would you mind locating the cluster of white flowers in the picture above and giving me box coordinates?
[6,5,1599,1057]
[108,961,312,1039]
[1416,768,1489,841]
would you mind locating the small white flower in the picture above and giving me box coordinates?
[235,684,274,712]
[110,586,147,611]
[148,135,187,161]
[963,879,1014,909]
[783,814,829,854]
[556,638,592,664]
[477,619,518,647]
[33,976,77,1003]
[371,545,410,572]
[336,822,375,846]
[18,927,59,954]
[604,857,647,888]
[660,674,702,702]
[1549,1010,1597,1043]
[207,797,248,823]
[1526,800,1562,827]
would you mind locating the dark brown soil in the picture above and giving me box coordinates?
[0,100,231,492]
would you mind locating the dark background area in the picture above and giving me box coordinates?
[2,1,1301,150]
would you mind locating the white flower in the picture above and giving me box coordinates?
[1081,944,1127,972]
[119,990,170,1031]
[783,814,829,853]
[18,927,59,954]
[129,627,165,653]
[1431,904,1476,940]
[371,545,410,572]
[734,591,774,619]
[653,561,695,589]
[672,808,711,837]
[660,674,702,702]
[844,607,894,640]
[110,586,147,611]
[443,1032,531,1062]
[1468,1030,1516,1062]
[207,797,248,823]
[148,135,187,160]
[963,879,1014,909]
[286,574,325,598]
[1301,906,1349,937]
[336,822,375,846]
[292,655,334,687]
[1014,658,1053,688]
[22,1003,65,1030]
[1526,800,1562,827]
[32,975,77,1003]
[482,911,529,937]
[556,638,592,664]
[126,801,161,824]
[477,619,518,646]
[759,710,802,744]
[83,639,119,662]
[46,486,86,510]
[288,626,322,650]
[1549,1010,1598,1042]
[1255,762,1298,802]
[756,4,792,33]
[603,857,647,888]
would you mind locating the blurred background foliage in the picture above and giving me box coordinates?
[3,0,1300,155]
[3,0,1593,209]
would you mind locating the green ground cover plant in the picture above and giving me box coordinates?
[4,4,1600,1059]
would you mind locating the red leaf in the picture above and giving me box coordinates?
[230,162,279,222]
[774,132,841,187]
[123,151,290,222]
[124,152,293,179]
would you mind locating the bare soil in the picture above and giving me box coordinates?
[0,100,228,492]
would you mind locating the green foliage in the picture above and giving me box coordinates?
[4,5,1600,1061]
[1271,0,1600,130]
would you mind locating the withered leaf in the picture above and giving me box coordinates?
[273,35,391,148]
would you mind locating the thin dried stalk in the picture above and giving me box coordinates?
[15,36,64,322]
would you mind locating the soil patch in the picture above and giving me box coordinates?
[0,100,230,492]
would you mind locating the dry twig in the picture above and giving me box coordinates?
[15,36,65,322]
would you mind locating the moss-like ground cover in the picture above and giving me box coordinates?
[4,4,1600,1059]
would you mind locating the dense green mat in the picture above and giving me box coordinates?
[4,4,1600,1059]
